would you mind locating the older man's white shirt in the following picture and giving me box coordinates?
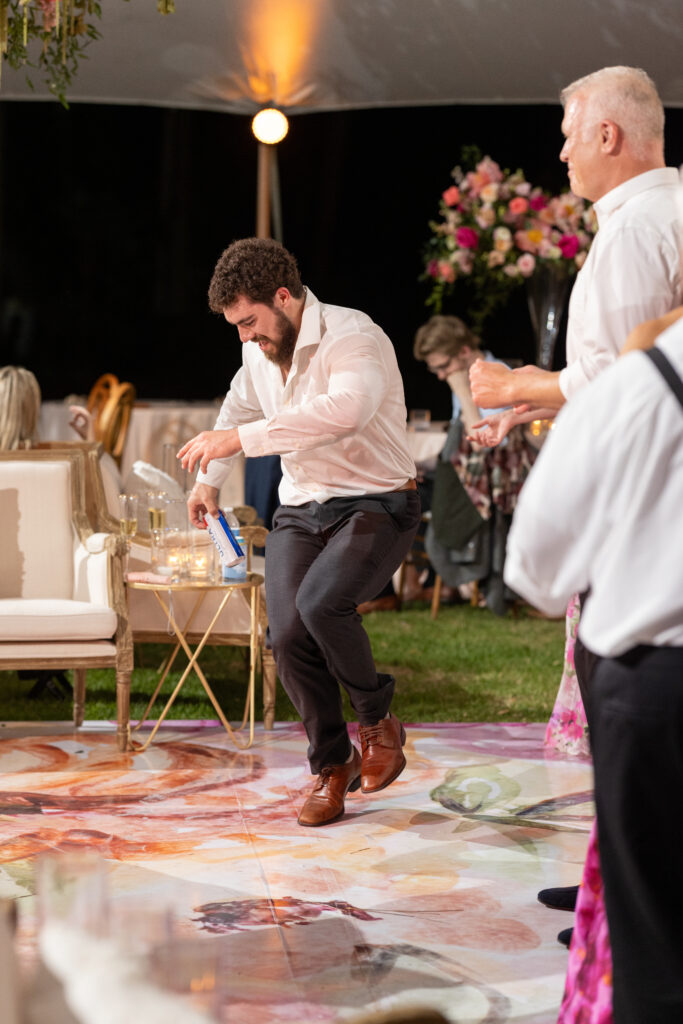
[559,167,682,402]
[505,319,683,657]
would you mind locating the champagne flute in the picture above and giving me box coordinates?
[118,493,138,573]
[147,490,168,532]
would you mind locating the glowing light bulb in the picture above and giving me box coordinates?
[252,108,289,144]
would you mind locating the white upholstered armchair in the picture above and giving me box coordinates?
[0,449,133,750]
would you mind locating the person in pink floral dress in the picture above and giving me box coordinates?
[558,821,613,1023]
[544,594,590,758]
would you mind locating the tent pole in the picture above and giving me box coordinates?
[256,143,272,238]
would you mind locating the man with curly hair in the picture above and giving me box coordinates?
[179,237,421,826]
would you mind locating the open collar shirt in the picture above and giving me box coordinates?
[559,167,682,402]
[197,288,416,506]
[506,318,683,657]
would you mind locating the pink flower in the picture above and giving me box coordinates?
[516,253,536,277]
[529,193,548,212]
[455,250,474,274]
[558,234,580,259]
[427,259,440,278]
[437,260,456,283]
[476,156,504,184]
[514,228,544,253]
[475,206,496,229]
[442,185,460,206]
[508,196,529,216]
[38,0,58,30]
[455,226,479,249]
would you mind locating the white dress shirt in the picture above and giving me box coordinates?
[197,288,416,505]
[505,319,683,657]
[559,168,682,402]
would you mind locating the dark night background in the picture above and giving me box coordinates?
[1,100,682,422]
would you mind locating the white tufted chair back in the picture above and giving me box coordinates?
[0,461,75,600]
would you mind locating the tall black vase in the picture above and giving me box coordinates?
[526,263,570,370]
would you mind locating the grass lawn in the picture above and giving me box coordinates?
[0,604,565,726]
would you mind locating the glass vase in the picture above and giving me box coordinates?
[526,262,570,370]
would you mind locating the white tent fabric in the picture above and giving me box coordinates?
[1,0,682,112]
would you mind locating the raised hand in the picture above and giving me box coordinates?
[177,428,242,474]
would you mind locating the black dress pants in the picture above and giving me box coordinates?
[574,590,601,728]
[265,489,421,772]
[590,645,683,1024]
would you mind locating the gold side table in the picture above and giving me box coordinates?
[125,572,263,751]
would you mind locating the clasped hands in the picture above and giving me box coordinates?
[467,360,551,447]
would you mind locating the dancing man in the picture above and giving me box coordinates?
[179,238,421,826]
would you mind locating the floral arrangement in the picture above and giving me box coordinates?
[0,0,174,108]
[422,147,597,329]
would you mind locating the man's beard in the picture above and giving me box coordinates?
[259,308,298,366]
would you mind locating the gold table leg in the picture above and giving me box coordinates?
[131,583,258,753]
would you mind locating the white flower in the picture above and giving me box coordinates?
[517,253,536,277]
[493,226,513,252]
[480,182,499,202]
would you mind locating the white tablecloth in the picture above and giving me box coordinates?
[406,422,448,470]
[38,400,245,509]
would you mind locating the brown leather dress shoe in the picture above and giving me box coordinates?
[358,713,406,793]
[297,746,362,826]
[356,595,399,614]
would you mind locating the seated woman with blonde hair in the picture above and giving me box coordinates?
[0,365,41,450]
[0,364,96,449]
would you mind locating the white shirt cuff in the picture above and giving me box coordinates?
[237,419,270,457]
[558,362,587,403]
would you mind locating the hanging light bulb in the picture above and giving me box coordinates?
[252,108,289,145]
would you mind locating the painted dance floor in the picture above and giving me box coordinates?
[0,721,593,1023]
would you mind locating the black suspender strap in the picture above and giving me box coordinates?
[645,346,683,410]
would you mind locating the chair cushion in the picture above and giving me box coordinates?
[0,640,117,662]
[0,599,117,641]
[0,461,75,599]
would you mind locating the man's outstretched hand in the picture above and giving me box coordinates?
[467,408,529,447]
[177,428,242,475]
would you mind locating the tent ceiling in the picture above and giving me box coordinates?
[1,0,682,112]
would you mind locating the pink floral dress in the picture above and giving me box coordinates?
[544,593,590,758]
[546,601,612,1021]
[558,820,613,1023]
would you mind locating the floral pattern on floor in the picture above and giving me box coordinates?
[0,721,593,1023]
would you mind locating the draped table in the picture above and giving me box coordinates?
[405,420,449,471]
[38,399,245,509]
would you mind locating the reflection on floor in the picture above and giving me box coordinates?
[0,721,593,1024]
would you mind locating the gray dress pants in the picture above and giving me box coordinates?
[265,489,421,772]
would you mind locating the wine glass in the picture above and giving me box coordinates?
[147,490,168,532]
[118,493,138,573]
[409,408,431,431]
